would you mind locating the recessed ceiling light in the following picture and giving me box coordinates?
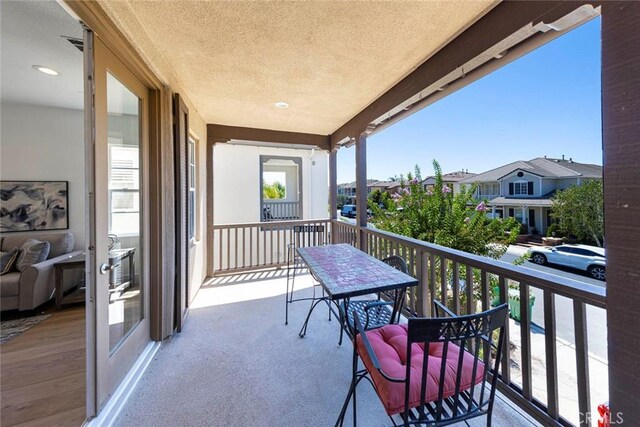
[32,65,59,76]
[275,101,289,109]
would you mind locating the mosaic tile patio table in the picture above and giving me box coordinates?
[296,244,418,342]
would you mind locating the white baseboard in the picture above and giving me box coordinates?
[85,341,161,427]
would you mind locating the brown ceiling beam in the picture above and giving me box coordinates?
[330,0,600,149]
[207,124,330,151]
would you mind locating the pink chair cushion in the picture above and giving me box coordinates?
[356,323,485,415]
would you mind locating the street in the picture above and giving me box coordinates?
[501,245,607,360]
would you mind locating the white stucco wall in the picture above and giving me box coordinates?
[0,102,85,249]
[213,143,329,224]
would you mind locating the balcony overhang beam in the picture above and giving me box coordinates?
[207,124,330,151]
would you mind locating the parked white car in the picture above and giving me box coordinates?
[527,244,606,281]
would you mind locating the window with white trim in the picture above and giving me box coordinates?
[514,181,528,195]
[188,136,197,241]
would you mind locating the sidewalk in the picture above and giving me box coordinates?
[508,318,608,425]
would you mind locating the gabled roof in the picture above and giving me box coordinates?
[368,180,398,188]
[422,171,477,184]
[338,179,397,189]
[460,158,602,183]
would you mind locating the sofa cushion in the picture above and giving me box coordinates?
[0,249,20,275]
[15,239,50,272]
[46,233,74,258]
[1,232,73,259]
[356,323,484,416]
[0,271,20,297]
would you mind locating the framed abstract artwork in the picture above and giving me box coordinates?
[0,181,69,232]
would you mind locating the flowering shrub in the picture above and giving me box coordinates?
[369,161,520,260]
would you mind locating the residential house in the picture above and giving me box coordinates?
[1,2,638,427]
[422,170,476,193]
[337,179,397,202]
[460,157,602,235]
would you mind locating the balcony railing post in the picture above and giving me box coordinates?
[355,131,368,253]
[419,250,429,317]
[543,290,559,420]
[574,300,591,427]
[519,282,532,400]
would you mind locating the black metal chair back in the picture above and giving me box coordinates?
[285,224,327,325]
[380,255,408,309]
[291,224,326,250]
[336,301,509,427]
[400,302,509,425]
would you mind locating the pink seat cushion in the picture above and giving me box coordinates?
[356,323,485,415]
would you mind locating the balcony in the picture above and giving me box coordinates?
[262,201,302,222]
[113,269,540,426]
[475,194,500,202]
[199,219,605,426]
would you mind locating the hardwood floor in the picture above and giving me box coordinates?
[1,306,86,427]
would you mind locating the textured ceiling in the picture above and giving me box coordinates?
[97,0,497,135]
[1,1,83,110]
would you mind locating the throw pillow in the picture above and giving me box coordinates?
[15,239,51,272]
[0,248,19,275]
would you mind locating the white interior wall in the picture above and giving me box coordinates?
[0,102,85,249]
[213,144,329,224]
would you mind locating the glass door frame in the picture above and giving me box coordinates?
[88,32,152,412]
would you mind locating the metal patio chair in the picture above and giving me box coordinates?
[335,300,509,427]
[284,224,328,325]
[341,255,409,335]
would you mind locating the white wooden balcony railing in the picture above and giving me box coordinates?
[212,219,330,273]
[211,218,607,427]
[476,193,500,200]
[262,201,301,221]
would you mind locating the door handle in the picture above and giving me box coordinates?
[100,263,115,275]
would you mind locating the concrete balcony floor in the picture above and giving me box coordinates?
[114,270,540,426]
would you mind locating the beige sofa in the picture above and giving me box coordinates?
[0,232,82,311]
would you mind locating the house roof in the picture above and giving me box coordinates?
[489,197,554,207]
[490,189,557,207]
[95,0,495,135]
[422,171,477,184]
[460,157,602,183]
[368,180,398,188]
[338,179,392,189]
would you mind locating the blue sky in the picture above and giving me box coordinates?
[337,17,602,183]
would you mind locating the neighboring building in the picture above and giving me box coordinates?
[337,181,357,198]
[422,170,476,193]
[368,180,397,194]
[385,181,402,195]
[337,179,399,200]
[460,157,602,235]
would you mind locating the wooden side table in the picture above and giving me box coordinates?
[54,253,86,309]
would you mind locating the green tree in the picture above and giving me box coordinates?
[263,180,286,199]
[370,160,521,259]
[368,188,394,210]
[336,194,350,209]
[550,179,604,246]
